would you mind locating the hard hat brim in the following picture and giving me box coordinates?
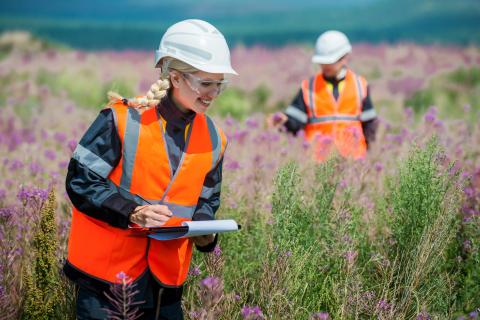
[155,51,238,75]
[311,44,352,65]
[312,55,343,65]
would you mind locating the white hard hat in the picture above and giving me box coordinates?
[312,30,352,64]
[155,19,237,75]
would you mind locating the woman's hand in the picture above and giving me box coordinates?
[191,234,215,247]
[129,204,173,228]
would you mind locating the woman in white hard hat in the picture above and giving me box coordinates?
[268,30,378,162]
[64,19,236,319]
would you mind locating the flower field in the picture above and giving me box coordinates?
[0,32,479,319]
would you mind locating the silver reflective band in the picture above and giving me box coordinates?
[359,109,377,121]
[72,144,113,179]
[206,116,222,170]
[354,75,364,102]
[200,183,222,199]
[308,115,359,123]
[117,187,196,219]
[163,41,213,61]
[120,108,141,190]
[165,202,196,219]
[285,105,308,124]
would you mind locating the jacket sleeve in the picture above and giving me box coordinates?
[191,157,224,252]
[65,108,140,229]
[359,85,379,148]
[282,89,309,135]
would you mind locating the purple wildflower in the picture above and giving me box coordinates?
[17,186,49,205]
[416,310,431,320]
[200,276,221,290]
[9,159,24,171]
[463,187,475,198]
[189,265,201,276]
[53,132,67,144]
[241,305,265,320]
[245,117,259,129]
[225,116,235,127]
[213,245,222,257]
[44,149,57,161]
[272,112,284,122]
[68,139,78,152]
[344,250,358,265]
[311,311,329,320]
[225,160,241,170]
[199,276,223,308]
[58,161,69,170]
[404,107,414,120]
[376,299,391,312]
[234,131,249,145]
[374,162,384,173]
[29,161,44,175]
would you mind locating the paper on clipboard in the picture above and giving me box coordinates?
[148,219,240,241]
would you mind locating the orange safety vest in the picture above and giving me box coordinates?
[302,69,367,162]
[66,100,227,287]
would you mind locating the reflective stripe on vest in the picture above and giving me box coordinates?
[302,69,367,161]
[67,101,227,286]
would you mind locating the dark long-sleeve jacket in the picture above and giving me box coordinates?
[65,94,222,251]
[283,70,378,147]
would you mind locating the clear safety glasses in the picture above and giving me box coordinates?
[182,73,229,96]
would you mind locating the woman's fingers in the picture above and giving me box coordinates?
[149,204,173,217]
[130,205,173,227]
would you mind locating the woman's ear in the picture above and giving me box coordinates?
[169,71,181,89]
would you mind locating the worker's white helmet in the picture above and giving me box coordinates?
[155,19,237,75]
[312,30,352,65]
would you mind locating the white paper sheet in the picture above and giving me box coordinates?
[148,219,240,241]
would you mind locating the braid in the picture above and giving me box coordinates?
[106,57,198,110]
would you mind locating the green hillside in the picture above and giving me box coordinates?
[0,0,479,48]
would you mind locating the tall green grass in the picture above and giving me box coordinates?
[186,138,466,319]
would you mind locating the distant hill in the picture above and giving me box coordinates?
[0,0,479,49]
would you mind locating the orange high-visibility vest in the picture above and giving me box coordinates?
[302,69,367,162]
[66,100,227,287]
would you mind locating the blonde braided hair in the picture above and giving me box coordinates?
[107,58,199,110]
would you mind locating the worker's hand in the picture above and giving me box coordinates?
[266,112,288,129]
[129,204,173,228]
[191,234,215,247]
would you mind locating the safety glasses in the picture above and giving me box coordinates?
[181,73,229,96]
